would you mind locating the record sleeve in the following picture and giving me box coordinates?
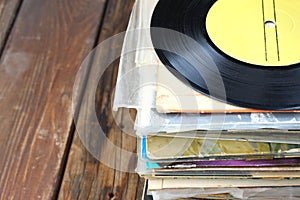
[144,136,300,160]
[156,64,300,113]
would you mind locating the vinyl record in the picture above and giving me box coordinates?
[150,0,300,110]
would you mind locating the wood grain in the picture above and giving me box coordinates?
[0,0,22,53]
[58,0,144,199]
[0,0,107,199]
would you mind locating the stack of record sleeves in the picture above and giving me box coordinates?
[113,0,300,199]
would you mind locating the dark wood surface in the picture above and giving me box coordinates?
[0,0,142,199]
[58,0,143,199]
[0,0,22,54]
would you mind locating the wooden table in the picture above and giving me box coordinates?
[0,0,144,199]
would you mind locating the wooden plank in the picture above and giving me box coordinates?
[0,0,22,53]
[0,0,107,199]
[58,0,144,199]
[58,119,143,200]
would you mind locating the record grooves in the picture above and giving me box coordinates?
[150,0,300,110]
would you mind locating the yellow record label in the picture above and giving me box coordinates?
[206,0,300,66]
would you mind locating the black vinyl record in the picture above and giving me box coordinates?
[150,0,300,110]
